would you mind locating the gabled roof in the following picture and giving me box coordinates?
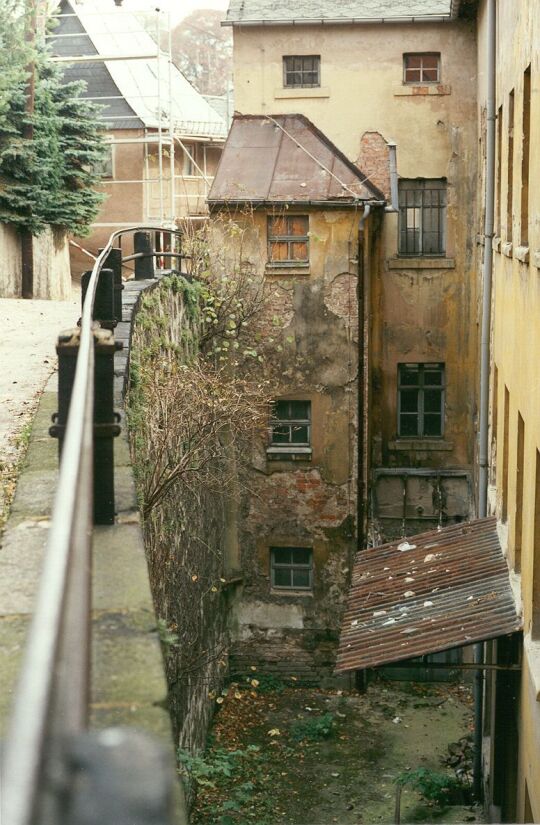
[50,0,226,138]
[224,0,455,26]
[208,114,385,207]
[336,518,522,674]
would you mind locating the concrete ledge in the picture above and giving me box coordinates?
[492,236,501,252]
[533,250,540,269]
[502,241,513,258]
[388,439,454,451]
[393,83,451,96]
[515,245,530,264]
[387,257,455,270]
[274,86,330,99]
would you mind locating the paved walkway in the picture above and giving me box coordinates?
[0,296,79,461]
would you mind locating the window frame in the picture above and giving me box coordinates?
[283,55,321,89]
[397,363,445,439]
[270,546,313,591]
[268,399,312,458]
[267,215,310,268]
[403,52,441,85]
[398,179,447,257]
[182,143,197,177]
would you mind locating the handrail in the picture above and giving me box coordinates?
[1,225,182,825]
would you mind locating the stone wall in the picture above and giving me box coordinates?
[0,224,72,299]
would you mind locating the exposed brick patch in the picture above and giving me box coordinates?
[324,272,359,341]
[356,131,391,201]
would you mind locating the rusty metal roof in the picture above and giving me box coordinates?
[336,518,522,673]
[208,114,385,206]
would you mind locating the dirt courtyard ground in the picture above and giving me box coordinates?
[186,678,484,825]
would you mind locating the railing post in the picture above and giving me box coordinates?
[99,247,124,323]
[133,231,155,280]
[51,329,81,459]
[93,328,122,525]
[81,268,116,329]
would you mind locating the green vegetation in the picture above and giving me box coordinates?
[290,712,335,742]
[395,767,469,807]
[0,0,106,234]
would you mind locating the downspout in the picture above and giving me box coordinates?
[475,0,496,802]
[357,203,371,555]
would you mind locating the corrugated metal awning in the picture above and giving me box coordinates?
[336,518,522,673]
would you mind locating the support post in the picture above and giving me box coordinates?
[93,328,122,525]
[99,247,124,322]
[134,231,155,280]
[81,268,116,329]
[51,328,81,460]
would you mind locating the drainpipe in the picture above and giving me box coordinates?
[386,141,399,212]
[357,203,371,555]
[475,0,496,802]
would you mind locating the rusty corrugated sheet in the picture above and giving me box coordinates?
[336,517,522,673]
[208,114,385,205]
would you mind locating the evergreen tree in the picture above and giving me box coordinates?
[0,0,106,235]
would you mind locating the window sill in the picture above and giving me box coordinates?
[265,264,310,276]
[270,588,313,597]
[393,83,451,97]
[389,439,454,452]
[502,241,513,258]
[514,245,530,264]
[267,447,312,461]
[388,257,455,270]
[275,86,330,99]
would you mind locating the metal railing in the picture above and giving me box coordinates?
[1,226,184,825]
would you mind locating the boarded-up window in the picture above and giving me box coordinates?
[268,215,309,265]
[403,53,440,84]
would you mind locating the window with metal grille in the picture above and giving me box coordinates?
[267,215,309,266]
[398,180,446,256]
[403,53,440,84]
[270,400,311,447]
[398,363,445,438]
[283,55,320,88]
[271,547,313,590]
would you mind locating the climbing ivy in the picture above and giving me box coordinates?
[0,0,106,234]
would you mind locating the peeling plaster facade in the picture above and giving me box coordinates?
[230,15,478,541]
[209,207,369,680]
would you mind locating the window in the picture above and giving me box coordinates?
[271,547,313,590]
[403,53,440,84]
[270,400,311,447]
[521,66,531,245]
[267,215,309,266]
[182,144,196,176]
[398,179,446,256]
[283,55,320,88]
[398,363,445,438]
[507,89,514,243]
[94,143,114,179]
[496,104,503,235]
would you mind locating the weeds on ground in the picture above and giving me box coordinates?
[395,767,470,807]
[290,712,335,742]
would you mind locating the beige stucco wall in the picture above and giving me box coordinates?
[478,0,540,820]
[232,18,478,534]
[0,225,71,300]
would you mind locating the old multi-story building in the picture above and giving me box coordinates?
[208,113,384,680]
[475,0,540,821]
[224,0,478,540]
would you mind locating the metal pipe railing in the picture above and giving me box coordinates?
[0,225,183,825]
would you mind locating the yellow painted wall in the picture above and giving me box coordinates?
[477,0,540,820]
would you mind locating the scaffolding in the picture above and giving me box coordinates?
[48,2,229,230]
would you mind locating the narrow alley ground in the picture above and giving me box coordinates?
[0,295,78,527]
[188,678,484,825]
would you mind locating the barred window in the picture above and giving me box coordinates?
[403,53,440,84]
[283,55,320,88]
[268,215,309,266]
[270,400,311,447]
[271,547,313,590]
[398,363,445,438]
[398,179,446,256]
